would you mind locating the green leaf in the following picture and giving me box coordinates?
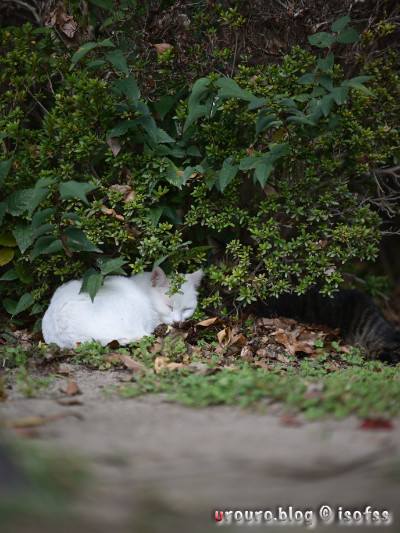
[184,78,212,132]
[247,98,270,111]
[344,76,374,96]
[137,115,158,143]
[297,73,316,84]
[59,180,98,205]
[286,115,316,126]
[156,128,175,144]
[0,248,14,266]
[331,15,351,32]
[308,32,335,48]
[321,94,334,116]
[61,212,82,223]
[80,269,104,302]
[319,74,333,92]
[98,38,115,47]
[30,236,62,260]
[107,120,137,138]
[15,262,33,283]
[27,182,52,217]
[278,98,298,108]
[0,157,13,188]
[3,298,17,315]
[174,166,195,188]
[154,96,174,119]
[317,54,334,72]
[113,77,139,103]
[239,156,261,170]
[330,86,349,105]
[216,157,239,192]
[336,28,360,43]
[164,158,180,186]
[256,113,282,135]
[13,292,34,315]
[12,225,36,254]
[161,205,181,225]
[6,190,31,216]
[34,223,56,238]
[216,77,255,102]
[84,59,107,72]
[0,268,18,281]
[71,42,97,67]
[31,207,56,228]
[146,206,163,227]
[254,162,273,188]
[186,145,201,157]
[62,227,102,253]
[96,256,127,275]
[104,49,128,75]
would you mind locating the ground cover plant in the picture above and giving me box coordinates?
[0,3,399,421]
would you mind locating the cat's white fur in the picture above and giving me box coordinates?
[42,267,203,348]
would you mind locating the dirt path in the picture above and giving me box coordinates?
[1,365,400,532]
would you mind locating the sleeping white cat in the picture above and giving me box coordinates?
[42,267,203,348]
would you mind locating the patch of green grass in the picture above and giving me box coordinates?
[115,360,400,420]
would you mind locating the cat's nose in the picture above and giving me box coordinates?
[173,319,180,325]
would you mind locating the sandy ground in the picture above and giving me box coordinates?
[1,365,400,533]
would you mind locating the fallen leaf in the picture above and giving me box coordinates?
[66,380,80,396]
[196,317,222,327]
[106,137,122,157]
[154,356,170,374]
[218,327,231,347]
[153,43,172,55]
[101,205,125,221]
[360,419,394,430]
[281,413,303,426]
[57,398,83,406]
[118,354,148,375]
[6,412,84,428]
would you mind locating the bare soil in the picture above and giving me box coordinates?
[1,364,400,533]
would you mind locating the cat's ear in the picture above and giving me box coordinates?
[187,269,203,289]
[151,267,168,287]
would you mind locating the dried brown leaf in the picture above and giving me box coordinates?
[196,317,221,327]
[106,137,122,157]
[153,43,172,55]
[66,379,80,396]
[118,354,148,375]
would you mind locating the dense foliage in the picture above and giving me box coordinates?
[0,7,399,329]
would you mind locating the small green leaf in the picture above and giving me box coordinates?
[107,120,137,138]
[154,96,174,119]
[3,298,17,315]
[6,190,31,216]
[164,159,180,186]
[336,28,360,43]
[321,94,334,116]
[15,262,33,283]
[256,113,282,135]
[156,128,175,144]
[59,180,98,205]
[297,73,316,84]
[308,32,335,48]
[98,38,115,47]
[113,77,139,103]
[146,206,163,228]
[12,225,36,254]
[216,77,255,102]
[319,74,333,92]
[71,42,97,67]
[246,98,270,111]
[216,157,239,192]
[96,256,128,275]
[62,227,102,253]
[31,208,56,228]
[13,292,34,315]
[0,268,18,281]
[27,182,52,217]
[254,162,273,188]
[0,233,17,246]
[331,15,351,32]
[80,269,104,302]
[317,54,334,72]
[330,86,349,105]
[0,157,13,188]
[30,236,62,260]
[105,49,128,75]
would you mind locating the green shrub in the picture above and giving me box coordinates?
[0,16,399,326]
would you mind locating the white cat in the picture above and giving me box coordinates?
[42,267,203,348]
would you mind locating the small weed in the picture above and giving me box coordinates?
[16,366,53,398]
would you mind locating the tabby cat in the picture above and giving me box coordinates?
[208,237,400,364]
